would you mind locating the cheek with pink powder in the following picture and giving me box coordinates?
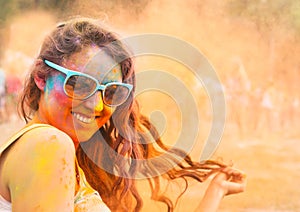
[45,75,71,107]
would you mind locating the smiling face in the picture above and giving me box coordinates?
[36,47,123,147]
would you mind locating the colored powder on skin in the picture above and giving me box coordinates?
[64,47,100,73]
[45,74,65,95]
[34,135,61,175]
[102,68,122,83]
[83,61,108,80]
[94,98,104,111]
[64,50,122,84]
[67,59,122,84]
[35,157,53,175]
[45,75,55,91]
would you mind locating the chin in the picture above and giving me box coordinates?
[74,132,95,143]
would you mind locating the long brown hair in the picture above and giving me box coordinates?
[19,17,226,211]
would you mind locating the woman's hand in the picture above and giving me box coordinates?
[196,167,246,212]
[209,167,247,197]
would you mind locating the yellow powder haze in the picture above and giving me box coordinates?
[1,0,299,211]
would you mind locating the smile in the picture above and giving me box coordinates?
[72,112,94,124]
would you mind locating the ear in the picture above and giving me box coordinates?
[34,74,46,91]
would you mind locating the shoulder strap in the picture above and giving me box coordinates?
[0,123,53,155]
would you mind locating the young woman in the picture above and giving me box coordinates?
[0,17,246,211]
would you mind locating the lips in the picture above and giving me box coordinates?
[72,112,94,124]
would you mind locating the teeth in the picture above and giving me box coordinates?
[73,112,93,124]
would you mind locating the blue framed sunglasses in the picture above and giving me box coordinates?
[44,59,133,106]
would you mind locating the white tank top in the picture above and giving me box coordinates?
[0,195,11,211]
[0,124,110,212]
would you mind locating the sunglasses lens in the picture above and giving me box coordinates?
[104,84,130,106]
[65,75,97,99]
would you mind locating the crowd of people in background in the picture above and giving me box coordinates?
[0,67,22,123]
[0,54,298,140]
[224,74,299,139]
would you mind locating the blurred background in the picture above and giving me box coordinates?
[0,0,299,211]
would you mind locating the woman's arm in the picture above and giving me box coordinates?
[196,167,246,212]
[3,127,76,211]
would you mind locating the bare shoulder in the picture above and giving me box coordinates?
[3,127,76,211]
[3,125,76,187]
[22,125,75,152]
[2,125,76,210]
[9,125,76,167]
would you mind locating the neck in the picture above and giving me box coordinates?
[27,111,79,149]
[29,112,79,149]
[29,112,47,125]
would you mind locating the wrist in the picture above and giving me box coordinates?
[196,183,225,212]
[206,182,227,199]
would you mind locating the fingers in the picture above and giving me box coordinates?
[220,167,247,182]
[220,167,247,195]
[209,166,246,196]
[223,180,246,195]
